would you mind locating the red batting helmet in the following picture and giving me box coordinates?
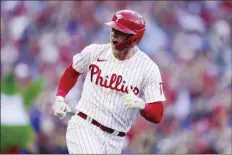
[105,10,146,51]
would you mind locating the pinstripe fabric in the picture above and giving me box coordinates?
[66,114,124,154]
[66,115,105,154]
[68,43,166,154]
[142,63,166,103]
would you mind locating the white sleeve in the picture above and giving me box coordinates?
[142,64,166,103]
[72,45,93,73]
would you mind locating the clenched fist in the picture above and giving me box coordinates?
[52,96,71,119]
[122,87,145,110]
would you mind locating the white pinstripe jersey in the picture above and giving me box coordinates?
[72,43,166,132]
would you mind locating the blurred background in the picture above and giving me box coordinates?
[1,1,231,154]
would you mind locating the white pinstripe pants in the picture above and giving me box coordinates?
[66,115,125,154]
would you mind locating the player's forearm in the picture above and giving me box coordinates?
[56,64,81,97]
[140,101,164,123]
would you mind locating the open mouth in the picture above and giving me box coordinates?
[112,41,118,45]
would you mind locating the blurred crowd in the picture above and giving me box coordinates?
[1,1,231,154]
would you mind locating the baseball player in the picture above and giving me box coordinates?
[52,10,165,154]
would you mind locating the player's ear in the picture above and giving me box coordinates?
[129,35,137,46]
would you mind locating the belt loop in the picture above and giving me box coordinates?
[86,116,90,122]
[86,116,93,123]
[112,131,119,136]
[77,112,126,137]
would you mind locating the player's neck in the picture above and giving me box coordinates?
[113,47,137,61]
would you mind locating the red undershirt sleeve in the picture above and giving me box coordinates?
[56,64,81,97]
[140,101,164,124]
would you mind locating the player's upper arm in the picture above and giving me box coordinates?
[72,44,95,73]
[142,64,166,103]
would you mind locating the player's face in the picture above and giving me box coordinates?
[110,28,131,50]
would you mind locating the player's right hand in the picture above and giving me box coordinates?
[52,96,71,119]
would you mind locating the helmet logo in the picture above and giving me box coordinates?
[116,14,122,22]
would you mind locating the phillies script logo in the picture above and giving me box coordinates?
[89,64,140,95]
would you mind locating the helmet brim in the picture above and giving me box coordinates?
[105,21,136,35]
